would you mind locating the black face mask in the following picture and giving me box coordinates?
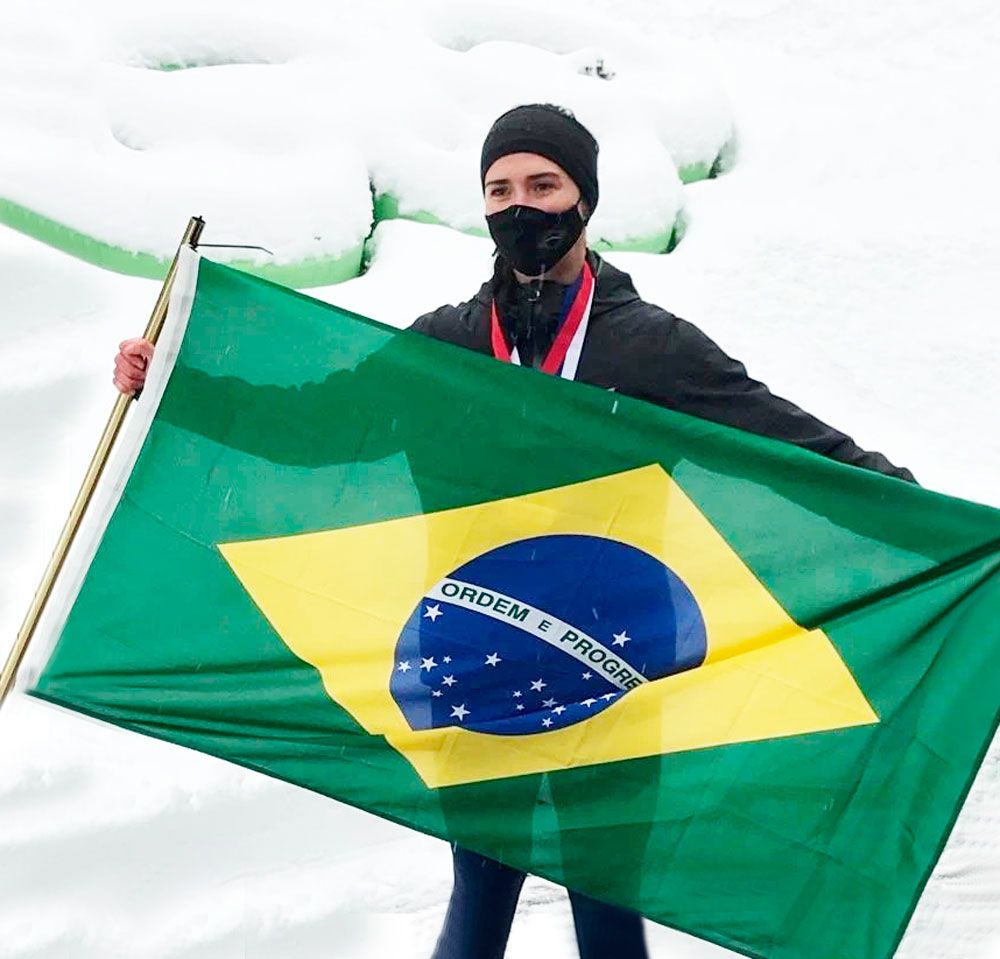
[486,203,584,277]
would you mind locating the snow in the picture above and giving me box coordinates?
[0,0,730,274]
[2,0,1000,957]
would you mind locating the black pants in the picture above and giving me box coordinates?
[431,845,649,959]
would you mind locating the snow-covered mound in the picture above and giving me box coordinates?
[0,0,733,285]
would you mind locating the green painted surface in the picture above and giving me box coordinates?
[590,220,681,255]
[677,135,739,184]
[0,197,173,280]
[678,160,713,184]
[1,135,734,285]
[0,198,364,287]
[373,192,684,255]
[149,58,277,72]
[371,192,487,237]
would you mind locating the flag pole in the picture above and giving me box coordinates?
[0,215,206,711]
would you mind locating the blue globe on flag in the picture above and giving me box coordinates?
[390,534,707,736]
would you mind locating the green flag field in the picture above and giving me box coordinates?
[25,249,1000,959]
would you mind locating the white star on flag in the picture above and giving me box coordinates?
[443,656,452,663]
[432,690,443,698]
[512,690,522,698]
[612,630,631,647]
[542,718,553,728]
[442,675,456,686]
[601,692,617,701]
[397,661,411,672]
[420,657,437,671]
[530,679,546,692]
[542,698,557,708]
[552,705,566,715]
[581,698,597,707]
[516,704,524,711]
[423,604,443,622]
[485,653,501,666]
[581,671,592,680]
[450,704,469,721]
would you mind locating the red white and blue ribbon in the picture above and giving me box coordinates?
[490,262,595,381]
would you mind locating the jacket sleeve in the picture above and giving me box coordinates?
[658,316,916,483]
[408,309,441,336]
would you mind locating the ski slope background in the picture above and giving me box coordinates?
[2,1,999,957]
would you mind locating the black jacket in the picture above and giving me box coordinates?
[411,252,915,483]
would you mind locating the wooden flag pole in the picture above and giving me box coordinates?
[0,215,206,710]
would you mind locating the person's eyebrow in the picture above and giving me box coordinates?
[484,171,562,188]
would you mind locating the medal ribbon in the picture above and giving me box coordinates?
[490,261,595,380]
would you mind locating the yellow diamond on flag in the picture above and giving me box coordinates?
[218,465,877,787]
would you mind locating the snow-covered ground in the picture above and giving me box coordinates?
[2,1,1000,957]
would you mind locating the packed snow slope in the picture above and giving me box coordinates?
[2,1,999,957]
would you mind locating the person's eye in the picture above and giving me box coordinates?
[489,185,508,198]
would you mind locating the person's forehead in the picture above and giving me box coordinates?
[484,152,569,183]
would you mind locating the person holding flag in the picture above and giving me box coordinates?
[112,103,914,959]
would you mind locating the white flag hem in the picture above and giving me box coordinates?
[20,247,203,691]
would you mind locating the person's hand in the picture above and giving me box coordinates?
[113,338,155,396]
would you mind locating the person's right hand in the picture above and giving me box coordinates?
[113,338,155,396]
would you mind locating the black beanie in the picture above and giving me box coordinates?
[480,104,599,216]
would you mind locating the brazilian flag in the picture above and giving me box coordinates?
[28,250,1000,959]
